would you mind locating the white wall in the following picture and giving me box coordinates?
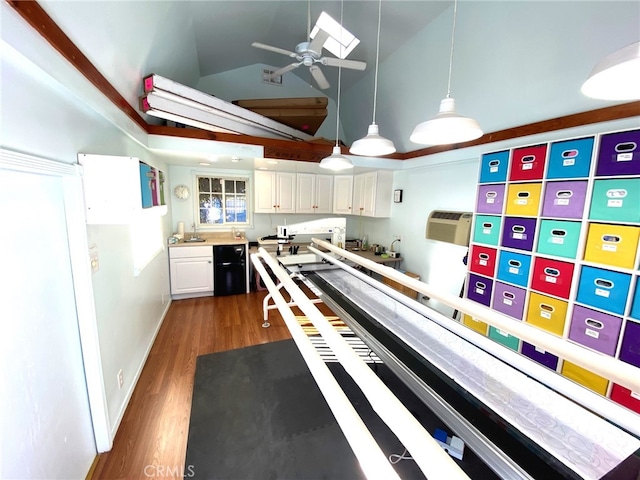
[1,4,173,474]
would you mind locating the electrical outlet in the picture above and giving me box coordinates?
[117,369,124,389]
[161,293,166,304]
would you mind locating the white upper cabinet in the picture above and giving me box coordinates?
[352,171,393,218]
[333,175,353,215]
[254,171,296,214]
[296,173,334,214]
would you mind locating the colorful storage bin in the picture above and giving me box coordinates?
[462,314,489,336]
[596,129,640,177]
[589,178,640,223]
[469,244,498,277]
[505,183,543,217]
[631,281,640,320]
[521,342,559,370]
[509,144,547,181]
[584,223,640,269]
[496,251,532,288]
[492,282,527,320]
[473,215,502,246]
[488,326,520,351]
[526,292,568,336]
[546,137,594,179]
[619,320,640,369]
[541,180,588,219]
[501,217,537,252]
[476,184,506,214]
[561,361,609,395]
[610,384,640,414]
[479,150,509,183]
[466,273,493,307]
[568,305,623,356]
[530,257,575,300]
[576,265,631,315]
[536,219,582,259]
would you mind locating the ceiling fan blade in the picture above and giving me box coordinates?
[321,57,367,71]
[309,65,330,90]
[271,63,301,77]
[251,42,296,57]
[308,29,329,54]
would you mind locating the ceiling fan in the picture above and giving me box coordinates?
[251,11,366,90]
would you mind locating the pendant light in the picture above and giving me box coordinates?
[410,0,482,146]
[349,0,396,157]
[581,41,640,101]
[320,0,353,171]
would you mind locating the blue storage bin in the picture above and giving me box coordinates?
[546,137,594,179]
[631,280,640,320]
[472,215,502,246]
[576,265,631,316]
[496,250,532,288]
[479,150,509,183]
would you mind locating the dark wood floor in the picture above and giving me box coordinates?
[92,290,327,479]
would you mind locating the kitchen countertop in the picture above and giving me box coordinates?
[169,232,248,247]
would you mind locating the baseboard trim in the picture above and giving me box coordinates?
[84,455,100,480]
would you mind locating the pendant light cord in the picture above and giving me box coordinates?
[446,0,458,98]
[372,0,382,124]
[335,0,344,148]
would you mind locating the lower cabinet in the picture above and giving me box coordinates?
[169,245,213,298]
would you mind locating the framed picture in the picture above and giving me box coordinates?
[394,189,403,203]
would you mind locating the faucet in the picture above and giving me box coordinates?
[390,238,401,251]
[191,222,199,240]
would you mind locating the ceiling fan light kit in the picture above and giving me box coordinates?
[581,41,640,100]
[411,0,482,146]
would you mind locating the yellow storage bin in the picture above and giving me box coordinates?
[561,361,609,395]
[525,292,568,336]
[462,314,488,335]
[584,223,640,269]
[505,183,543,217]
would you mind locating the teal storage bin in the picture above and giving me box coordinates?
[589,178,640,223]
[489,326,520,351]
[479,150,509,183]
[473,215,502,246]
[546,137,594,179]
[536,219,582,259]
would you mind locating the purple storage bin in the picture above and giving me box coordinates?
[476,184,506,214]
[596,129,640,176]
[521,342,559,370]
[492,282,527,320]
[501,217,537,251]
[619,320,640,368]
[541,181,588,219]
[466,273,493,307]
[568,305,622,356]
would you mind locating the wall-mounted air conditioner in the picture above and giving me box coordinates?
[426,211,473,246]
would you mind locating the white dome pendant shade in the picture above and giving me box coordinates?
[320,146,354,170]
[410,0,482,147]
[319,0,353,171]
[581,41,640,101]
[410,97,483,145]
[350,0,396,157]
[350,123,396,156]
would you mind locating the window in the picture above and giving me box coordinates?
[197,175,248,225]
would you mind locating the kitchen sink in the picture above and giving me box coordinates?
[184,237,206,243]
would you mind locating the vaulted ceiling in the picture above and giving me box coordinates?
[19,1,640,161]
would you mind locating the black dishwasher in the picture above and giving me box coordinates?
[214,245,247,295]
